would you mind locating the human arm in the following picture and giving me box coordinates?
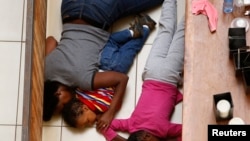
[45,36,58,56]
[102,119,130,141]
[93,71,129,131]
[106,128,127,141]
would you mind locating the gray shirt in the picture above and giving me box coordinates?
[45,24,110,90]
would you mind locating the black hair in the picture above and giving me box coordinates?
[43,80,61,121]
[62,98,84,128]
[128,130,162,141]
[127,130,144,141]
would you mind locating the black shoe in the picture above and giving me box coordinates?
[137,13,156,30]
[129,17,143,38]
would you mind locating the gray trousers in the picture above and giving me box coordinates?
[142,0,185,86]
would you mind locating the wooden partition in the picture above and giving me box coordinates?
[22,0,47,141]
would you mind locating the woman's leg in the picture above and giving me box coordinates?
[88,0,164,26]
[160,18,185,85]
[111,0,164,22]
[61,0,164,29]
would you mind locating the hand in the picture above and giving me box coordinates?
[45,36,58,56]
[96,110,114,132]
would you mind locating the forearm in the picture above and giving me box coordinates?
[93,71,128,130]
[103,120,129,141]
[107,76,128,115]
[93,72,128,114]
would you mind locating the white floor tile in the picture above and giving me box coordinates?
[177,0,186,23]
[61,127,104,141]
[42,127,61,141]
[46,0,63,41]
[115,63,137,118]
[0,43,22,124]
[136,45,152,102]
[0,0,24,41]
[171,102,183,124]
[43,114,63,126]
[0,126,16,141]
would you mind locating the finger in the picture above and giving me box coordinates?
[100,124,108,132]
[96,125,105,132]
[96,121,103,127]
[96,123,105,130]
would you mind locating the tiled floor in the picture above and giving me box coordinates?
[0,0,185,141]
[0,0,27,141]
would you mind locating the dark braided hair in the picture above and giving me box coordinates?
[128,130,162,141]
[127,130,145,141]
[43,80,61,121]
[62,98,85,127]
[43,80,75,121]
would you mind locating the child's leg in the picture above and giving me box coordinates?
[99,29,131,72]
[161,18,185,85]
[146,0,177,57]
[108,29,133,45]
[142,0,184,85]
[100,27,150,73]
[144,19,185,85]
[111,27,150,73]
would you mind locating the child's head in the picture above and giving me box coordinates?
[62,98,97,128]
[43,80,75,121]
[128,130,161,141]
